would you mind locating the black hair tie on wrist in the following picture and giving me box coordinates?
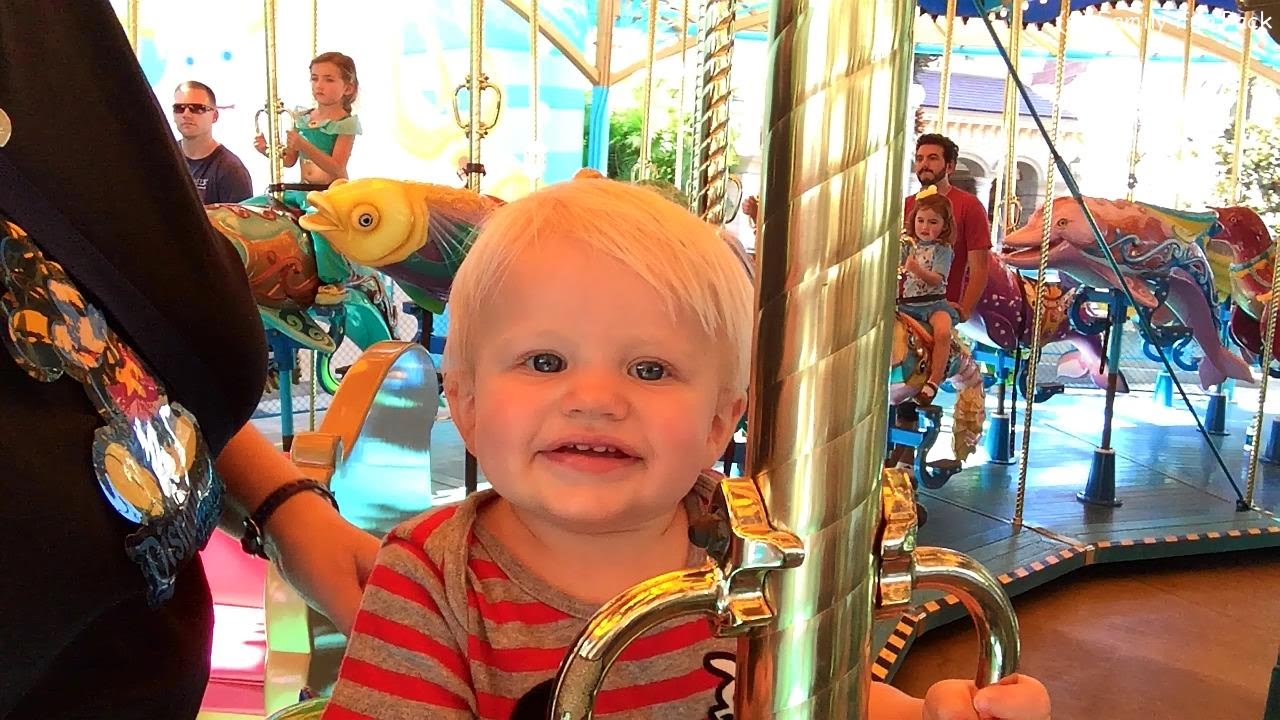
[240,479,339,559]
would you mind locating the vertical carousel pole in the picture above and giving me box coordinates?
[1013,0,1070,528]
[1078,289,1125,507]
[999,0,1023,240]
[309,0,321,433]
[455,0,505,494]
[692,0,735,223]
[636,0,659,181]
[263,0,294,449]
[1172,0,1196,210]
[674,0,691,193]
[935,0,958,132]
[1237,11,1275,509]
[987,0,1022,463]
[126,0,140,52]
[463,0,485,495]
[735,0,915,714]
[530,0,541,190]
[1124,0,1153,202]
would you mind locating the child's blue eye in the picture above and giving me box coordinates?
[525,353,564,373]
[631,361,667,381]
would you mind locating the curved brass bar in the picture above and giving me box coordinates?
[912,546,1021,687]
[549,563,720,720]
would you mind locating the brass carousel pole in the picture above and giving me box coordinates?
[936,0,958,132]
[1124,0,1153,202]
[675,0,691,192]
[999,0,1024,238]
[453,0,503,493]
[1173,0,1196,209]
[1236,12,1272,509]
[464,0,485,494]
[1013,0,1070,528]
[737,0,915,713]
[263,0,285,197]
[126,0,140,52]
[636,0,659,180]
[309,0,320,433]
[692,0,735,222]
[530,0,541,190]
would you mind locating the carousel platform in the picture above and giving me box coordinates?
[871,388,1280,682]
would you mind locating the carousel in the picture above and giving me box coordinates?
[111,0,1280,717]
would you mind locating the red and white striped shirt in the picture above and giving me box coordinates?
[323,476,737,719]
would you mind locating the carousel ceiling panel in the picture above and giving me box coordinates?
[915,0,1243,26]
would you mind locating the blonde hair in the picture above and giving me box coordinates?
[444,178,754,391]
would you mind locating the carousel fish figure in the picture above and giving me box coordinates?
[207,202,338,352]
[298,178,503,313]
[208,200,398,376]
[965,251,1118,392]
[1002,196,1253,389]
[1207,205,1280,366]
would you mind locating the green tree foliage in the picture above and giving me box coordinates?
[1213,118,1280,227]
[582,81,737,193]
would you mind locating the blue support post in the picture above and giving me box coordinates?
[1152,370,1175,407]
[267,330,297,451]
[985,350,1016,464]
[1079,288,1124,507]
[585,85,610,173]
[1263,416,1280,465]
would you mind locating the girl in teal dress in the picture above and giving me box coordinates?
[254,51,361,291]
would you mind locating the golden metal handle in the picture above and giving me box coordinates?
[451,75,503,140]
[878,468,1020,688]
[913,546,1021,687]
[550,476,804,719]
[549,564,720,720]
[255,103,296,148]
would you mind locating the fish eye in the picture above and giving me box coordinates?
[1056,218,1069,228]
[351,204,378,230]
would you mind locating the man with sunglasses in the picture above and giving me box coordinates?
[174,81,252,205]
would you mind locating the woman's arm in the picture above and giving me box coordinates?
[215,423,379,634]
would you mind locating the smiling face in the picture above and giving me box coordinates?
[447,240,744,535]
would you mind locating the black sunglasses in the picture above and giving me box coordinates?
[172,103,213,115]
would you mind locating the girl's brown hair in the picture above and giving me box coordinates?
[908,192,955,246]
[311,51,359,112]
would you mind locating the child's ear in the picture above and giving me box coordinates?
[444,372,478,452]
[705,390,747,468]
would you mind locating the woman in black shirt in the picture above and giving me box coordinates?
[0,3,377,717]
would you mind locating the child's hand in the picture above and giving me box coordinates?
[904,254,923,276]
[285,129,306,153]
[253,133,267,156]
[922,674,1050,720]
